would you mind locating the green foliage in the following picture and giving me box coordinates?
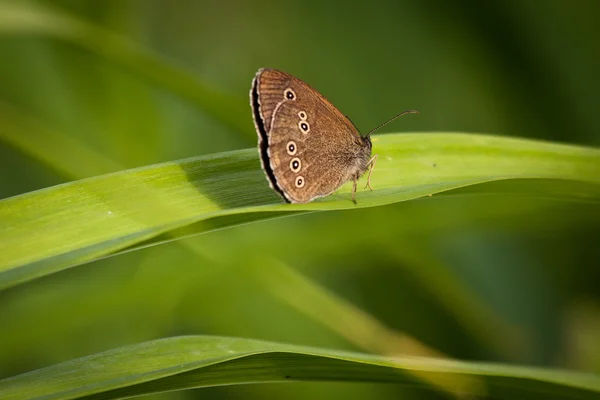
[1,1,599,400]
[2,336,600,400]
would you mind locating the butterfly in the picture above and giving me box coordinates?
[251,68,417,203]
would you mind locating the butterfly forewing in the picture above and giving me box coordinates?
[252,69,292,134]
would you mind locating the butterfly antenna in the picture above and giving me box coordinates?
[365,110,419,138]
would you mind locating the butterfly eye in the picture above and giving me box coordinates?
[298,121,310,134]
[289,157,302,173]
[298,111,307,120]
[284,88,296,100]
[286,141,297,156]
[295,176,305,188]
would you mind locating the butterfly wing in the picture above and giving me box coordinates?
[251,69,371,203]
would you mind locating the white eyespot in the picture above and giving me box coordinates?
[298,111,307,120]
[290,157,301,172]
[295,176,305,188]
[284,88,296,100]
[298,120,310,134]
[286,141,297,156]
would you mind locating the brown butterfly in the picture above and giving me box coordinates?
[251,68,417,203]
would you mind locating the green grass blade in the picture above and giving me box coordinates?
[0,1,252,137]
[1,133,599,290]
[0,336,598,400]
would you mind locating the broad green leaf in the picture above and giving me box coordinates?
[1,133,599,290]
[0,336,599,400]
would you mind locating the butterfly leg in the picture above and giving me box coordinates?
[364,154,378,190]
[351,178,358,204]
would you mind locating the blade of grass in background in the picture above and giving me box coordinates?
[0,133,599,291]
[1,336,599,400]
[0,1,252,137]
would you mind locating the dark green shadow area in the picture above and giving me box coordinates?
[179,149,283,209]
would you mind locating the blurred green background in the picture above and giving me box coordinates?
[1,1,599,399]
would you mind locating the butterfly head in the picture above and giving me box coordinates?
[362,133,373,152]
